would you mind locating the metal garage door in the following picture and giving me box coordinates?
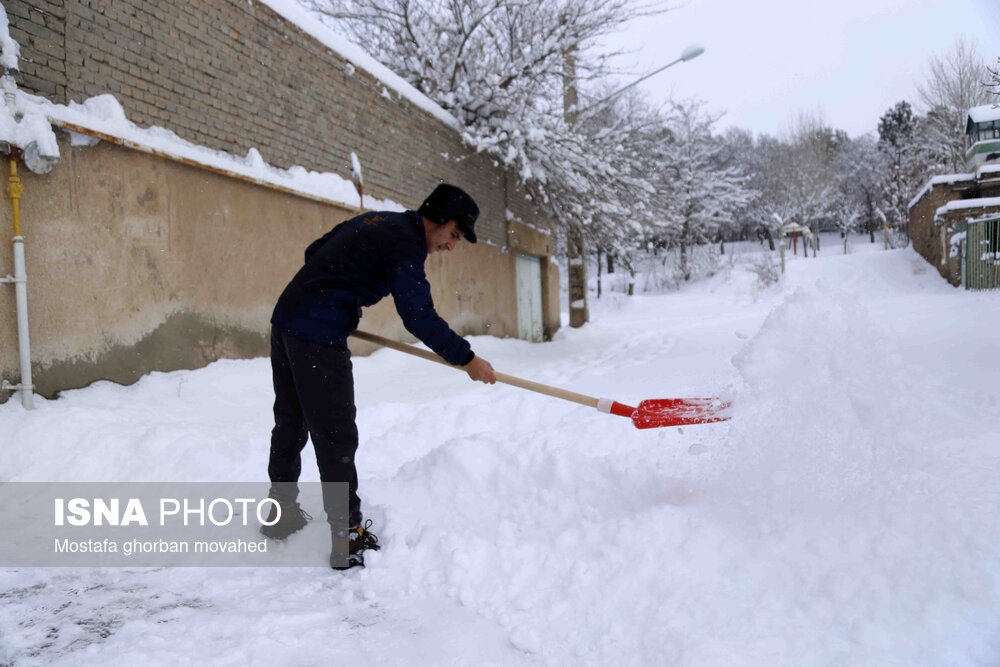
[515,253,544,342]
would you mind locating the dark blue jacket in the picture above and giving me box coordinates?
[271,209,474,366]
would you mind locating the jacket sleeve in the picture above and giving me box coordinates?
[389,258,474,366]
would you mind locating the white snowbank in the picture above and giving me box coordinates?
[2,240,999,665]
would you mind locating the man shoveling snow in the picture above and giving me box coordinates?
[265,183,497,569]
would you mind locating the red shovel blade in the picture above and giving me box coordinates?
[624,397,732,429]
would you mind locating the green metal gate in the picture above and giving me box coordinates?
[965,217,1000,290]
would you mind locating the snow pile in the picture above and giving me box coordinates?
[0,98,59,163]
[951,230,967,257]
[726,283,888,510]
[0,7,59,168]
[713,258,1000,664]
[11,90,404,212]
[1,240,999,665]
[66,94,128,124]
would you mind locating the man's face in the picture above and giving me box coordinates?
[426,220,463,254]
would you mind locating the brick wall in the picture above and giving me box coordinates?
[909,184,965,285]
[3,0,66,99]
[6,0,549,244]
[909,184,954,270]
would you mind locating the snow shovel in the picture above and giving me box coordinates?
[350,331,731,430]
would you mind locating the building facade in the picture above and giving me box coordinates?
[0,0,560,402]
[908,104,1000,289]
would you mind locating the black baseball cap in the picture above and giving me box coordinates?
[418,183,479,244]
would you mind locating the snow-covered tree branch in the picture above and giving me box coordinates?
[654,99,755,280]
[876,100,927,241]
[308,0,666,246]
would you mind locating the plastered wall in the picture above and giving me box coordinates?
[0,137,556,399]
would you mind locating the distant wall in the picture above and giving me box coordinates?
[909,184,964,285]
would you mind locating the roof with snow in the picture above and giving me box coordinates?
[967,104,1000,131]
[907,173,977,211]
[978,163,1000,178]
[934,195,1000,220]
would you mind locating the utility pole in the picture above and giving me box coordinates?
[563,49,588,328]
[559,44,704,328]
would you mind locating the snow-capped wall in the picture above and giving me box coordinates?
[6,0,552,245]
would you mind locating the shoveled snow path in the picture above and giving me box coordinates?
[1,241,998,666]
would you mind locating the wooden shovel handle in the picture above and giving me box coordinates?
[350,330,600,409]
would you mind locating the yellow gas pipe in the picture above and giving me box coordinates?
[3,152,34,408]
[8,157,23,235]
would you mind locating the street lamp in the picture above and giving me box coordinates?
[574,44,705,119]
[562,43,703,328]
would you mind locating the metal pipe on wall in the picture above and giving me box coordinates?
[1,47,56,408]
[2,156,34,409]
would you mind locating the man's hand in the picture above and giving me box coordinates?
[463,355,496,384]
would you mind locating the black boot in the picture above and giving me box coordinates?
[260,501,312,540]
[330,520,380,570]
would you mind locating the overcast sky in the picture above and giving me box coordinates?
[601,0,1000,139]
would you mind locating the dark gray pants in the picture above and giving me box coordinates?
[268,327,362,527]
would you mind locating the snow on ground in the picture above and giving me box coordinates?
[1,236,999,666]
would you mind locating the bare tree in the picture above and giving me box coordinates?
[916,38,993,172]
[987,57,1000,102]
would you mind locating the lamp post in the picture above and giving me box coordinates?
[563,44,705,328]
[574,45,705,120]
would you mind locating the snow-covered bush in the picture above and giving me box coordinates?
[750,252,780,288]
